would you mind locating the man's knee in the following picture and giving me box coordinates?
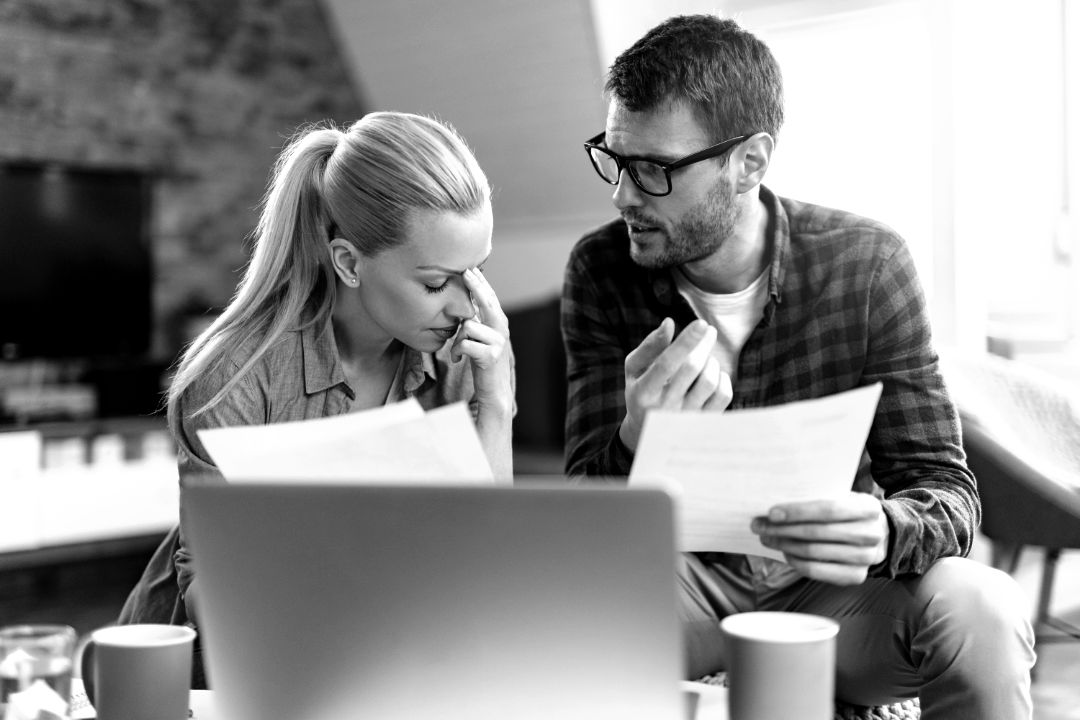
[911,557,1032,640]
[901,559,1035,717]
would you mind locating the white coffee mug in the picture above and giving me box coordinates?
[720,611,838,720]
[80,624,196,720]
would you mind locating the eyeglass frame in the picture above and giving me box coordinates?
[583,131,753,197]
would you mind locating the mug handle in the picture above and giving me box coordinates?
[79,637,97,707]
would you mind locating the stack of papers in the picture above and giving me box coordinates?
[629,384,882,557]
[198,399,495,484]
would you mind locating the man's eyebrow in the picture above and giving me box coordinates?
[639,153,678,164]
[610,144,678,164]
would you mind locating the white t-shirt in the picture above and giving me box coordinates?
[673,266,769,383]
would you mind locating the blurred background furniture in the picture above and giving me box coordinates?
[941,349,1080,655]
[507,296,566,477]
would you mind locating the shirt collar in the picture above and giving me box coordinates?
[300,317,439,399]
[301,318,348,397]
[759,184,788,309]
[401,346,438,396]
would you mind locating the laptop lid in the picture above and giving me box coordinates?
[186,483,683,720]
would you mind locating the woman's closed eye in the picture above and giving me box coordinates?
[425,264,483,294]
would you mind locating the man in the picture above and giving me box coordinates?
[562,14,1035,718]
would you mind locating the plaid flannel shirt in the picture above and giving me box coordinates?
[561,185,978,579]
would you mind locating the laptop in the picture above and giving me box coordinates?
[186,483,685,720]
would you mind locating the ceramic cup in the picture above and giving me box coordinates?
[720,611,838,720]
[81,624,196,720]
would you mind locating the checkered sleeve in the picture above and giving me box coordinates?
[863,238,980,577]
[561,246,635,478]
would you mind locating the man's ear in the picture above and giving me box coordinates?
[734,132,774,194]
[328,237,363,287]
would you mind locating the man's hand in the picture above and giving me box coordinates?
[751,493,890,585]
[619,318,733,452]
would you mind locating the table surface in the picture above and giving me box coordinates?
[71,679,729,720]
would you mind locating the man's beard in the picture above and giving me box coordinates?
[628,175,739,269]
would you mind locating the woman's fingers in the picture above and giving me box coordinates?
[453,319,505,368]
[455,267,509,367]
[462,268,508,335]
[450,321,469,362]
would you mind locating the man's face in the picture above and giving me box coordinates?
[603,101,740,269]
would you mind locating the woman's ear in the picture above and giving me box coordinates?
[734,132,775,194]
[328,237,363,287]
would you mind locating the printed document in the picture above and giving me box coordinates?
[629,383,882,557]
[198,399,495,484]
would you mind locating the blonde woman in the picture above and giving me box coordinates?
[120,112,514,687]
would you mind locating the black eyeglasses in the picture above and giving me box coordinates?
[584,131,752,197]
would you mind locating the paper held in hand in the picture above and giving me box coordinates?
[197,399,495,484]
[629,383,883,557]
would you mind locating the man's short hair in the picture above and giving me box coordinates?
[605,14,784,143]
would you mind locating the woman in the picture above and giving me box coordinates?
[119,112,514,687]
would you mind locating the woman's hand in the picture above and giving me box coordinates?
[451,268,514,479]
[451,268,513,408]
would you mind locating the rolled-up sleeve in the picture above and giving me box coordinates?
[862,239,979,577]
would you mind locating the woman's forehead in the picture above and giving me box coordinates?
[398,206,493,270]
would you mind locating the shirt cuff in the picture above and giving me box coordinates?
[608,431,635,475]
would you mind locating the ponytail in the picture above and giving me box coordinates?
[166,124,342,432]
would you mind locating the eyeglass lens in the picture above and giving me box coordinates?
[588,148,669,195]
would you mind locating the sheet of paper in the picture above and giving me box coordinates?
[629,383,882,557]
[682,681,729,720]
[198,399,494,484]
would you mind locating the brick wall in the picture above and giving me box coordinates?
[0,0,364,360]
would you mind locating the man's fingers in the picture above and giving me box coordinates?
[702,366,733,411]
[635,320,712,384]
[766,494,882,524]
[683,355,721,409]
[758,522,886,568]
[753,517,885,548]
[780,557,870,586]
[625,318,676,377]
[651,324,716,405]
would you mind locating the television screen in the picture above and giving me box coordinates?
[0,162,152,360]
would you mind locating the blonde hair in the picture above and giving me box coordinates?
[167,111,490,433]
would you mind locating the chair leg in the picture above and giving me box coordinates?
[990,540,1023,573]
[1035,548,1059,630]
[1036,547,1080,642]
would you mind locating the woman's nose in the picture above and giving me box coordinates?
[446,281,476,320]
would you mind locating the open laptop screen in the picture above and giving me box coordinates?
[187,483,683,720]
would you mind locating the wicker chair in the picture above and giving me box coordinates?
[695,674,920,718]
[941,349,1080,656]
